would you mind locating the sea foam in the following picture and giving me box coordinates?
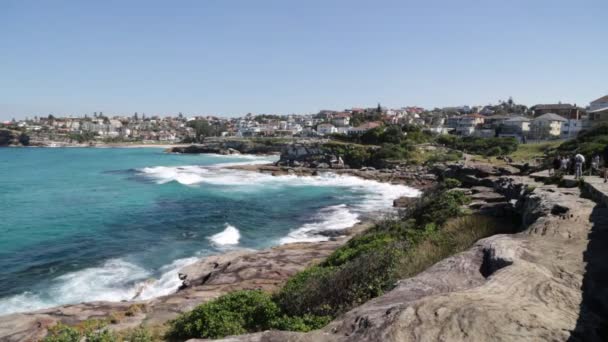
[136,165,420,244]
[208,224,241,246]
[0,158,420,315]
[0,256,200,315]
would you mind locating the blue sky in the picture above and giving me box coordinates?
[1,0,607,120]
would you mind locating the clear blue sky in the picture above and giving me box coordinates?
[1,0,607,120]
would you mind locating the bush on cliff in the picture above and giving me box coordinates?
[166,182,517,340]
[43,322,120,342]
[166,290,279,340]
[273,185,472,318]
[321,142,373,168]
[558,123,608,162]
[275,244,403,317]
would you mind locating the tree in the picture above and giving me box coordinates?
[188,119,213,142]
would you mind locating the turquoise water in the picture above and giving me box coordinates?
[0,148,418,314]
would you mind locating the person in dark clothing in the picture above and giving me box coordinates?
[569,155,576,175]
[551,155,561,176]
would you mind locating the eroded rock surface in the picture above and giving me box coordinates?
[194,176,608,342]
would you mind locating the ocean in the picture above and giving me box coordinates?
[0,147,419,315]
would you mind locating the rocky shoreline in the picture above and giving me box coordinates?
[0,220,374,342]
[226,163,438,190]
[183,162,608,342]
[0,160,524,341]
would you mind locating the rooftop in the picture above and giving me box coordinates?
[533,113,568,122]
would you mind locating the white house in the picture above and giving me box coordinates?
[561,119,584,139]
[530,113,567,140]
[331,113,351,127]
[590,95,608,112]
[498,116,530,141]
[317,123,337,135]
[335,126,350,135]
[455,114,485,136]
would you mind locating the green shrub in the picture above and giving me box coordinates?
[85,329,117,342]
[425,150,462,165]
[275,246,403,317]
[323,231,397,267]
[442,178,462,189]
[437,135,518,156]
[43,322,118,342]
[412,190,471,227]
[486,146,502,156]
[43,324,81,342]
[121,327,154,342]
[557,124,608,163]
[166,290,279,340]
[270,314,331,332]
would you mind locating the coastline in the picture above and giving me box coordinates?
[0,219,378,341]
[0,157,420,341]
[13,142,192,149]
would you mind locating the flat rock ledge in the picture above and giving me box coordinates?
[189,173,608,341]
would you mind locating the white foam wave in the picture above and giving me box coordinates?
[279,204,360,244]
[0,256,200,315]
[208,224,241,246]
[0,162,420,315]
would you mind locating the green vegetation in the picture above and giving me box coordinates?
[166,182,517,340]
[43,320,159,342]
[68,132,97,143]
[331,124,433,146]
[508,140,561,162]
[436,135,518,156]
[186,119,227,143]
[328,125,517,168]
[44,321,117,342]
[558,123,608,159]
[167,290,279,340]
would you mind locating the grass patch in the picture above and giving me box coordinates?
[508,141,561,162]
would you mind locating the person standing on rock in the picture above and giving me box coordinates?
[574,153,585,179]
[560,156,569,174]
[591,154,600,176]
[550,155,561,176]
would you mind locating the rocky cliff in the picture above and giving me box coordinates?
[4,162,608,341]
[189,163,608,342]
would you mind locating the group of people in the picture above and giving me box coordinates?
[550,153,606,182]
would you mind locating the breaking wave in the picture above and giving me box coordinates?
[0,256,199,315]
[0,157,419,315]
[279,204,360,244]
[208,224,241,246]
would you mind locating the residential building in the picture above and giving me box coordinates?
[498,116,531,141]
[348,122,382,135]
[331,113,351,127]
[531,104,582,120]
[588,107,608,125]
[455,114,485,136]
[316,123,337,135]
[590,95,608,112]
[561,119,584,139]
[530,113,567,140]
